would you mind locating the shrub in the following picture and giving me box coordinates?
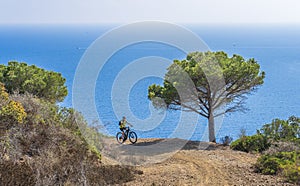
[231,116,299,153]
[0,84,26,133]
[264,141,300,155]
[0,93,117,184]
[281,163,300,184]
[227,116,300,183]
[0,61,68,103]
[230,134,270,153]
[220,136,233,146]
[10,93,59,126]
[255,154,280,174]
[260,116,300,142]
[255,151,300,184]
[0,100,27,124]
[0,63,138,185]
[0,123,135,185]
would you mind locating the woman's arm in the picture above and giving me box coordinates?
[127,122,133,127]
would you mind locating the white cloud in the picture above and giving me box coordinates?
[0,0,300,24]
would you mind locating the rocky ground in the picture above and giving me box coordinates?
[101,138,295,186]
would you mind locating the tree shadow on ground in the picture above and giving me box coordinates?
[117,138,223,156]
[101,138,227,165]
[132,139,164,146]
[131,138,222,151]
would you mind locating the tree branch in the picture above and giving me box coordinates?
[173,100,209,118]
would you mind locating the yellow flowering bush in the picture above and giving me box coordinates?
[0,83,27,124]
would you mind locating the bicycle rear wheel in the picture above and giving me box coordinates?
[116,132,124,144]
[128,131,137,144]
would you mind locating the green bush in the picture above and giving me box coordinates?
[255,151,300,183]
[260,116,300,142]
[0,84,27,134]
[229,116,299,184]
[255,154,280,174]
[0,62,68,103]
[230,134,270,153]
[281,163,300,184]
[231,116,299,153]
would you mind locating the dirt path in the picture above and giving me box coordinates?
[101,138,295,186]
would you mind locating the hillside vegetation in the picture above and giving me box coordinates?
[0,62,136,185]
[231,116,300,184]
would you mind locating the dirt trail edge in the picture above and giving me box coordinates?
[101,138,295,186]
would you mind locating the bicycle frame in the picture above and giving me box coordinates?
[116,126,137,144]
[122,127,130,140]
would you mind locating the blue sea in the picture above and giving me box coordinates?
[0,24,299,141]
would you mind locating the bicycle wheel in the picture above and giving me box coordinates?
[116,132,124,144]
[128,131,137,144]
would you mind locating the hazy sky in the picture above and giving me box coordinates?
[1,0,300,24]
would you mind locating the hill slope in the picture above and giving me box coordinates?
[102,138,295,186]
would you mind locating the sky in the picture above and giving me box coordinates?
[0,0,300,24]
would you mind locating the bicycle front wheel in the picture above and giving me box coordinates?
[128,131,137,144]
[116,132,124,144]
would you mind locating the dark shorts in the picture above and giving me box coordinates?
[120,127,126,132]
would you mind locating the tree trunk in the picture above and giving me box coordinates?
[208,113,216,142]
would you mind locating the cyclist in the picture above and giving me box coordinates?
[119,116,132,140]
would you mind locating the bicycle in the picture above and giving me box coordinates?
[116,126,137,144]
